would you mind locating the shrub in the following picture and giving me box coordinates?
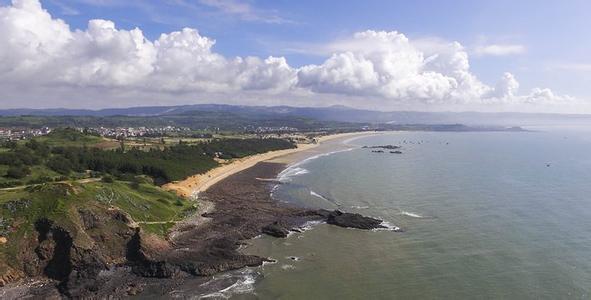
[47,156,73,175]
[6,165,31,179]
[129,178,140,189]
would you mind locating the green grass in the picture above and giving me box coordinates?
[0,165,62,185]
[0,180,193,256]
[22,127,106,148]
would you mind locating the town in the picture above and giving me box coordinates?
[0,125,309,141]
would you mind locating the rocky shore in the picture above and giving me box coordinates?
[3,160,389,298]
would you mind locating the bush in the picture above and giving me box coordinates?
[129,178,141,189]
[47,156,73,175]
[27,176,53,185]
[6,165,31,179]
[101,175,114,183]
[0,180,22,188]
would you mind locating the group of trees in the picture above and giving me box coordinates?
[49,137,294,184]
[0,133,295,185]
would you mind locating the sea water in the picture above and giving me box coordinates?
[234,129,591,299]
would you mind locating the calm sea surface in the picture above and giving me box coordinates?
[217,129,591,299]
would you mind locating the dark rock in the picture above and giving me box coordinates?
[319,210,386,230]
[33,218,109,298]
[78,209,101,230]
[261,222,290,238]
[126,229,178,278]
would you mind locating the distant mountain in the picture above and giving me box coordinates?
[1,104,590,127]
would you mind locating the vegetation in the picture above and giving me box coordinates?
[34,127,104,147]
[0,110,362,132]
[0,127,297,280]
[0,180,194,275]
[0,129,295,186]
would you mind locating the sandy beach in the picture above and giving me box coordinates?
[164,131,379,198]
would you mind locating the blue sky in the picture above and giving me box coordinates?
[0,0,589,111]
[36,0,590,97]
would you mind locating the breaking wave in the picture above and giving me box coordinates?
[195,269,259,299]
[277,148,354,182]
[399,211,423,218]
[374,221,403,232]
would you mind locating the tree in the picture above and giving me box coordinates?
[47,156,73,175]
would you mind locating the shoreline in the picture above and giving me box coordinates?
[1,131,384,298]
[163,131,380,199]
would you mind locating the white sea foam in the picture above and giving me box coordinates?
[374,221,402,232]
[309,190,341,206]
[281,264,296,270]
[262,259,277,266]
[299,220,324,231]
[277,148,354,182]
[310,190,328,200]
[351,205,369,209]
[197,269,258,299]
[277,167,309,182]
[399,211,423,218]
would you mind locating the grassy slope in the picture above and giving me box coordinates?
[0,180,193,275]
[34,129,105,147]
[0,165,61,184]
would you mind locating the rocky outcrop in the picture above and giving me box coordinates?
[126,229,177,278]
[33,218,108,297]
[3,162,398,298]
[317,210,386,230]
[0,267,24,287]
[262,222,290,238]
[1,206,140,297]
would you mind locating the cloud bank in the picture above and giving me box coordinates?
[0,0,580,111]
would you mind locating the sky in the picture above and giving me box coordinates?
[0,0,590,113]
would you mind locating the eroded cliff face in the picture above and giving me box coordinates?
[1,206,144,297]
[0,163,392,298]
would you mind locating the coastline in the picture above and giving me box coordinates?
[1,131,384,298]
[163,131,380,199]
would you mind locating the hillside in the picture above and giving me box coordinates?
[1,104,590,127]
[0,130,298,293]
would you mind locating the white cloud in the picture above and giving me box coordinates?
[473,44,526,56]
[493,72,520,98]
[296,30,572,108]
[0,0,295,94]
[0,0,580,112]
[298,31,486,104]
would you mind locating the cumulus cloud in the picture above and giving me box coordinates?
[296,31,572,107]
[298,31,491,104]
[493,72,520,98]
[0,0,295,94]
[0,0,578,111]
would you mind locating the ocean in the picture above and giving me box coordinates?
[212,129,591,299]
